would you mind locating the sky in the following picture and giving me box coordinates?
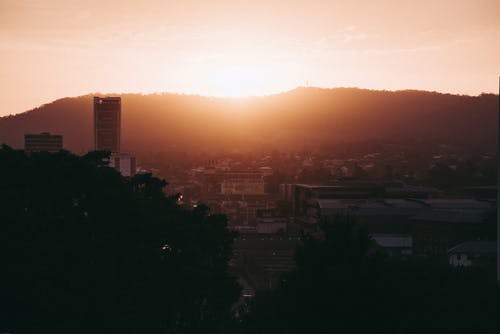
[0,0,499,116]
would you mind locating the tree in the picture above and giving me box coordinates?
[240,216,500,334]
[0,146,240,333]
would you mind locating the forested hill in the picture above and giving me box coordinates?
[0,88,497,154]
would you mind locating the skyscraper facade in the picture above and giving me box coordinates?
[94,96,121,152]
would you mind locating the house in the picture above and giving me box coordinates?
[448,241,496,268]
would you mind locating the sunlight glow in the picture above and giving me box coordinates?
[1,0,499,115]
[210,66,270,97]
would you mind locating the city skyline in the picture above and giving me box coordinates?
[1,0,499,116]
[1,0,499,326]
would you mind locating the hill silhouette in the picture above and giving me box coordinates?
[0,87,497,155]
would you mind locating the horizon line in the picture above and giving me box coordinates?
[3,84,499,118]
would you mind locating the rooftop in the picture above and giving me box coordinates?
[371,234,413,248]
[448,241,496,255]
[410,211,486,224]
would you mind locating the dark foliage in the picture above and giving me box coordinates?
[0,146,240,333]
[240,216,500,334]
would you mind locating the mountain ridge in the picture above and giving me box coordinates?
[1,87,497,155]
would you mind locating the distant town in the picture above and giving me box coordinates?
[22,95,497,293]
[3,0,500,331]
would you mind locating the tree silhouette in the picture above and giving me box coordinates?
[0,146,240,333]
[240,216,500,334]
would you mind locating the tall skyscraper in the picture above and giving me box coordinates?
[94,96,121,152]
[24,132,63,152]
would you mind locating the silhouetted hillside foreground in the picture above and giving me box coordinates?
[1,147,499,333]
[241,218,500,334]
[0,88,497,154]
[0,146,240,333]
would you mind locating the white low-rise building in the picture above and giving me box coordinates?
[108,152,137,177]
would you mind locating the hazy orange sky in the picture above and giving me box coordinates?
[1,0,499,116]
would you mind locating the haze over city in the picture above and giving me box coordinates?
[1,0,500,116]
[1,1,500,333]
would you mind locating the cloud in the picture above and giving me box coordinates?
[343,33,369,42]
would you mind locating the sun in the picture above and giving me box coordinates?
[210,65,269,97]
